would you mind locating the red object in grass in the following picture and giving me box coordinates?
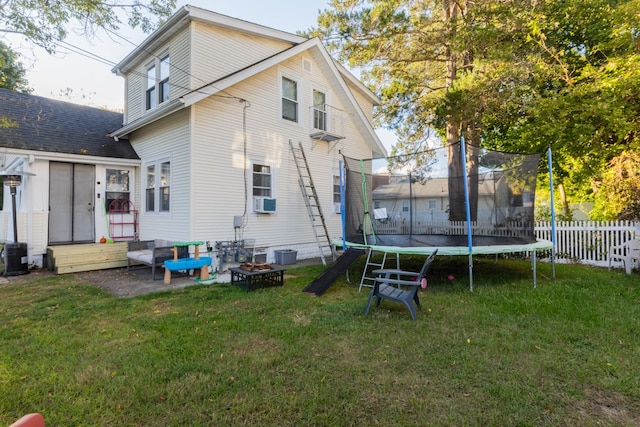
[447,274,455,281]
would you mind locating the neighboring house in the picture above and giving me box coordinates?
[0,6,386,268]
[372,173,532,225]
[0,88,138,267]
[107,5,386,262]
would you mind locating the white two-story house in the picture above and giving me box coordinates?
[108,5,386,261]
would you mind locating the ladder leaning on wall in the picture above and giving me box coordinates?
[289,140,336,266]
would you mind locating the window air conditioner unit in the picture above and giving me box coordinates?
[254,197,277,213]
[333,202,342,214]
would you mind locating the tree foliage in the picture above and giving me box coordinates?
[0,0,176,53]
[591,151,640,220]
[0,40,29,92]
[312,0,640,220]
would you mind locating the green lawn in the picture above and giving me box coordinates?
[1,257,639,426]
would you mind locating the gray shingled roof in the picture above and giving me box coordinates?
[0,88,139,160]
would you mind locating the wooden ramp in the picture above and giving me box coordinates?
[46,242,129,274]
[303,248,365,296]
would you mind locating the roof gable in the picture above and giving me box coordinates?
[176,38,386,156]
[112,5,307,74]
[0,89,139,160]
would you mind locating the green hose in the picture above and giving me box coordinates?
[359,159,376,245]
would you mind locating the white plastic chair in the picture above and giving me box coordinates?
[608,238,640,274]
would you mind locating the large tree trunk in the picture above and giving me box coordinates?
[444,0,468,221]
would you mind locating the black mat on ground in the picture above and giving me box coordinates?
[303,248,366,296]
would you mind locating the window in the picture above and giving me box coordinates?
[145,160,170,212]
[146,54,170,110]
[106,169,130,212]
[428,199,437,210]
[333,175,341,213]
[282,76,298,122]
[159,55,170,103]
[313,90,326,130]
[402,200,410,212]
[146,65,156,110]
[252,164,272,197]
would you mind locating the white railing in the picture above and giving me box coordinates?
[535,220,639,267]
[309,104,344,138]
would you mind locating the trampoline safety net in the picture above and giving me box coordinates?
[342,141,542,248]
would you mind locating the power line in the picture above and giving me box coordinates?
[103,27,244,101]
[47,31,246,103]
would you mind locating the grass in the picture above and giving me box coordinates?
[1,257,639,426]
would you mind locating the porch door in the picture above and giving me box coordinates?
[49,162,95,244]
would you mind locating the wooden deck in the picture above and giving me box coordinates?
[46,242,129,274]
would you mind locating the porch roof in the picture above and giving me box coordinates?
[0,89,139,160]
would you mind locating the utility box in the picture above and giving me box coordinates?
[275,249,297,265]
[4,242,28,276]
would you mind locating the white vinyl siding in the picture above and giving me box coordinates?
[188,54,374,248]
[124,27,190,124]
[191,21,294,86]
[128,108,190,240]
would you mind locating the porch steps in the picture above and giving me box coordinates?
[46,242,129,274]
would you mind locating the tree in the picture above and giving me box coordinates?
[313,0,640,220]
[0,0,176,53]
[313,0,530,220]
[0,40,29,92]
[479,0,640,218]
[591,151,640,220]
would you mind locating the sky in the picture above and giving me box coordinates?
[8,1,330,109]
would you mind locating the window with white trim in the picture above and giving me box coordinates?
[146,54,170,110]
[313,89,327,131]
[333,175,341,213]
[402,200,410,212]
[159,55,170,103]
[106,169,130,213]
[428,199,437,210]
[146,65,156,110]
[252,164,272,197]
[145,160,171,212]
[281,76,298,122]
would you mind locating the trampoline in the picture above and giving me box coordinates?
[337,138,555,290]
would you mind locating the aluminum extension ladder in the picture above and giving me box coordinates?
[289,140,336,266]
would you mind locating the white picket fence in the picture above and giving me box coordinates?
[535,220,640,267]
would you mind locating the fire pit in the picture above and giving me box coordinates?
[239,262,272,272]
[230,264,286,292]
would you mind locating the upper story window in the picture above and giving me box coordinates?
[146,65,156,110]
[282,76,298,122]
[159,55,170,103]
[313,89,326,130]
[146,54,170,110]
[146,160,171,213]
